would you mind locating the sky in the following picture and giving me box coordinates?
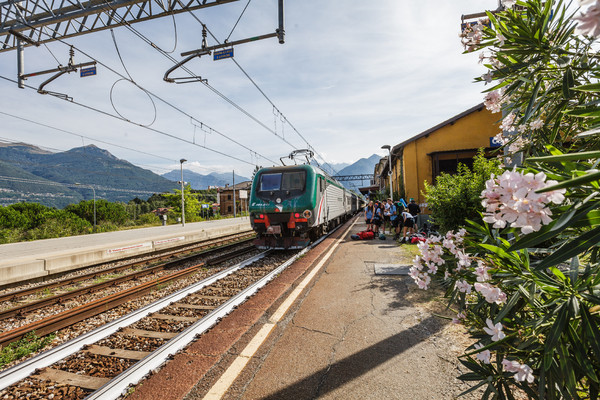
[0,0,502,179]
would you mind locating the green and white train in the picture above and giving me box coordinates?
[249,163,361,249]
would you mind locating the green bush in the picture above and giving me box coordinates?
[424,151,502,233]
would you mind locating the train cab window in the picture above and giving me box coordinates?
[260,173,282,191]
[257,170,306,199]
[282,172,305,190]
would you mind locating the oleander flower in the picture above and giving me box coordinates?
[455,279,472,294]
[574,1,600,37]
[483,318,506,341]
[502,359,535,383]
[529,118,544,130]
[484,90,504,113]
[474,343,491,364]
[475,282,507,304]
[481,169,566,234]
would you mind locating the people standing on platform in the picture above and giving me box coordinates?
[383,198,392,234]
[372,201,382,234]
[364,201,374,231]
[386,198,399,240]
[408,198,421,229]
[400,208,415,243]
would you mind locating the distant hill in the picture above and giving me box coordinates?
[335,154,381,191]
[0,144,178,208]
[161,170,250,190]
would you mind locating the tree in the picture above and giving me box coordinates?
[424,151,502,233]
[164,184,202,222]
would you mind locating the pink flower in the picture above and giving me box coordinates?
[502,359,535,383]
[500,113,516,132]
[502,358,521,372]
[455,280,472,294]
[484,90,504,113]
[502,0,516,7]
[474,261,491,282]
[483,318,506,341]
[474,282,506,304]
[574,1,600,37]
[452,312,466,324]
[474,343,491,364]
[514,363,535,383]
[529,118,544,130]
[481,169,566,235]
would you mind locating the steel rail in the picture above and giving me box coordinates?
[88,246,316,400]
[0,240,254,320]
[0,245,258,347]
[0,251,269,391]
[0,233,254,301]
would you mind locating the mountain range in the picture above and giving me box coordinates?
[162,170,251,191]
[0,143,382,208]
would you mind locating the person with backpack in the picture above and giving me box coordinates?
[400,208,415,243]
[372,201,382,234]
[408,198,421,230]
[364,201,374,231]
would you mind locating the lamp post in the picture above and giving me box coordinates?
[180,158,187,226]
[75,183,96,232]
[381,145,393,201]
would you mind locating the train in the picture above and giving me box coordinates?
[249,157,362,249]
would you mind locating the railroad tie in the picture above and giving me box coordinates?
[32,368,110,390]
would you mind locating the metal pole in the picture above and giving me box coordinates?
[277,0,285,44]
[233,170,237,218]
[92,187,96,232]
[388,149,394,202]
[180,159,187,226]
[17,39,24,89]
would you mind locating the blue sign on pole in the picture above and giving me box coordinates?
[490,136,502,148]
[80,67,97,77]
[213,48,234,61]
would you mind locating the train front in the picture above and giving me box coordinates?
[249,166,317,249]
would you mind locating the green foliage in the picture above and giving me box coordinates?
[0,332,55,368]
[424,151,502,233]
[164,184,202,222]
[65,199,129,225]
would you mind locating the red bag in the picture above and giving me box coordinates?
[410,236,426,244]
[357,230,375,240]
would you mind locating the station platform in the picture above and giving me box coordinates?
[0,217,253,287]
[128,216,479,400]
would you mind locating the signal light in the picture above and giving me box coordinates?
[259,214,264,219]
[294,213,300,218]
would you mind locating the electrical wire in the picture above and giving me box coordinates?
[0,72,256,166]
[7,17,279,167]
[95,5,281,164]
[225,0,252,42]
[0,175,159,195]
[0,111,174,162]
[186,9,339,174]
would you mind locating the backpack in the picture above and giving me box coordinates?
[357,230,375,240]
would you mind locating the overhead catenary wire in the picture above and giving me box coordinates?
[0,175,160,195]
[186,9,338,174]
[0,72,256,166]
[6,18,279,168]
[100,6,283,164]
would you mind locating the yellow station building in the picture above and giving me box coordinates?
[378,103,500,213]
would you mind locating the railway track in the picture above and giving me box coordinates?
[0,231,326,400]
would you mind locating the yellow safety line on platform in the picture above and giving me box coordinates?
[202,219,358,400]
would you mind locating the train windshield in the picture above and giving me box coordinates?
[259,171,306,192]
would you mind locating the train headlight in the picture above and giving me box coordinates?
[303,210,312,219]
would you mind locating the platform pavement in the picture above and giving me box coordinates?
[0,217,252,287]
[127,216,479,400]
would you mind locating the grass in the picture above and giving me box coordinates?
[0,332,55,368]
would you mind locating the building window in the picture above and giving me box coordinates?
[227,206,232,213]
[227,194,231,200]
